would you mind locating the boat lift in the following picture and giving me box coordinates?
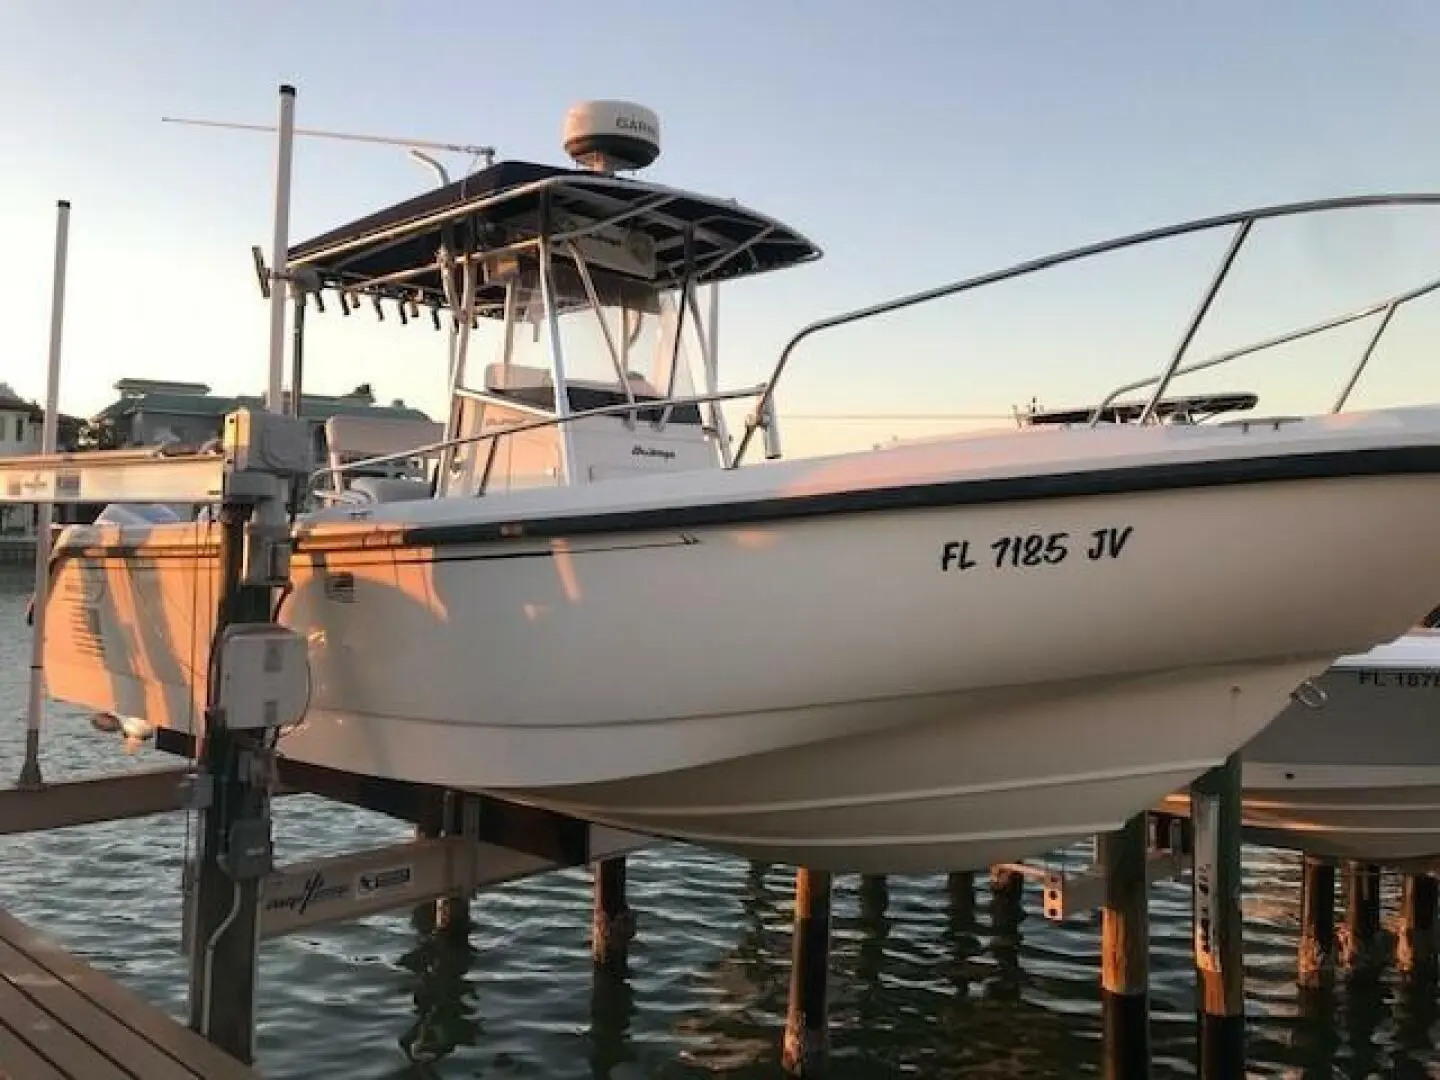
[0,86,654,1067]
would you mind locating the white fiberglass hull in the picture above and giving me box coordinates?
[38,407,1440,873]
[1159,629,1440,864]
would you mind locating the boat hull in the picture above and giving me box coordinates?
[38,412,1440,873]
[1158,631,1440,865]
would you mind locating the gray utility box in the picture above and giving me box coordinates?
[216,623,309,731]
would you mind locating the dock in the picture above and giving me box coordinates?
[0,907,259,1079]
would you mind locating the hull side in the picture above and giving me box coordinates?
[479,658,1326,873]
[37,429,1440,872]
[43,475,1440,781]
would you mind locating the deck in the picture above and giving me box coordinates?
[0,908,259,1079]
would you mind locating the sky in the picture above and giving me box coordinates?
[3,1,1440,456]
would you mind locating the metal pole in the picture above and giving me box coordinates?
[1331,302,1397,413]
[18,199,71,791]
[288,292,306,418]
[705,282,734,466]
[187,83,297,1064]
[1136,219,1253,425]
[537,222,578,485]
[264,86,296,412]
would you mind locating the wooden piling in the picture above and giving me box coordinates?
[591,857,635,969]
[987,865,1025,1001]
[989,865,1026,927]
[782,868,831,1077]
[1099,813,1150,1080]
[1339,862,1383,971]
[1396,873,1437,977]
[413,812,471,941]
[1190,752,1244,1078]
[947,871,975,923]
[185,504,274,1064]
[1297,855,1336,988]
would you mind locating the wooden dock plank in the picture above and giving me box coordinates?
[0,938,194,1080]
[0,975,123,1078]
[0,910,259,1079]
[0,1000,69,1080]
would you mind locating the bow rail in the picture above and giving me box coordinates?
[732,192,1440,465]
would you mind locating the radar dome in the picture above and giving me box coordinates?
[562,101,661,173]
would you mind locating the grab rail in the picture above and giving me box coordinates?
[731,193,1440,465]
[1088,270,1440,423]
[310,384,767,497]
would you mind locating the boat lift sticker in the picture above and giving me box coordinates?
[1192,792,1222,974]
[356,864,414,898]
[940,526,1134,573]
[263,870,351,917]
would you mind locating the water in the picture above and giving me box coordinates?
[0,567,1436,1078]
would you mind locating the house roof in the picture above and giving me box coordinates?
[0,387,83,430]
[0,387,43,419]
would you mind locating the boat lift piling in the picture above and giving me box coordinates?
[1190,752,1245,1080]
[990,865,1026,928]
[781,868,832,1077]
[1396,873,1438,977]
[184,84,301,1065]
[412,795,473,939]
[947,871,976,919]
[1340,861,1385,971]
[1099,813,1151,1080]
[1297,856,1337,988]
[591,857,634,970]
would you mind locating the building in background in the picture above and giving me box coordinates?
[0,383,87,559]
[90,378,434,459]
[1,378,435,564]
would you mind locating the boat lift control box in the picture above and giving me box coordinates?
[215,623,310,730]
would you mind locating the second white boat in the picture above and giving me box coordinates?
[1159,625,1440,865]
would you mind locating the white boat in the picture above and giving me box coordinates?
[1156,623,1440,865]
[1021,402,1440,865]
[33,99,1440,873]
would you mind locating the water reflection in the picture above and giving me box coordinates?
[1392,966,1440,1079]
[396,905,482,1070]
[588,960,637,1080]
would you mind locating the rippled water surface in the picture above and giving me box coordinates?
[1,566,1438,1077]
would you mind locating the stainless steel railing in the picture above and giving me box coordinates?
[732,193,1440,464]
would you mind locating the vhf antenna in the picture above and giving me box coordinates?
[160,115,497,187]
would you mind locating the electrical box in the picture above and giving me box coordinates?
[224,408,314,476]
[223,816,275,881]
[216,623,310,730]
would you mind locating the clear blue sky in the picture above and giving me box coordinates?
[4,0,1440,454]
